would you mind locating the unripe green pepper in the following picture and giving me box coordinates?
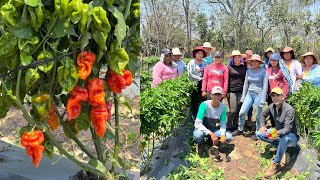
[25,68,40,88]
[54,0,68,18]
[31,93,51,119]
[78,3,89,34]
[0,1,19,26]
[107,41,129,75]
[57,57,78,93]
[37,51,54,73]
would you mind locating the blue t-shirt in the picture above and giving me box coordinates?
[203,55,213,65]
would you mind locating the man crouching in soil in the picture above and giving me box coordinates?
[256,87,299,178]
[193,86,233,160]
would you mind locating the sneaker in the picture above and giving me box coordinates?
[232,130,243,136]
[264,162,281,178]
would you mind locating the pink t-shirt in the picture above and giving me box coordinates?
[201,62,228,97]
[266,67,289,99]
[151,61,178,87]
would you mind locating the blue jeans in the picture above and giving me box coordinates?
[256,128,298,163]
[238,92,262,131]
[193,129,232,144]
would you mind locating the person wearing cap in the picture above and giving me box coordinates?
[172,47,187,75]
[187,46,208,118]
[296,52,320,87]
[202,42,215,65]
[280,47,302,94]
[256,87,298,178]
[193,86,232,157]
[264,47,275,67]
[226,51,247,131]
[201,51,228,100]
[151,48,178,87]
[232,54,268,140]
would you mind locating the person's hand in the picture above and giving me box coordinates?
[201,91,207,97]
[259,126,267,135]
[220,135,226,144]
[209,132,219,145]
[296,75,303,80]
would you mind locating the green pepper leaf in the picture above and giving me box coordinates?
[7,19,33,39]
[80,31,92,51]
[57,57,78,92]
[88,159,110,176]
[25,0,43,7]
[43,140,54,159]
[75,112,90,131]
[108,6,126,45]
[51,19,78,39]
[19,125,33,138]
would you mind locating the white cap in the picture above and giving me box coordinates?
[211,86,223,95]
[172,48,182,55]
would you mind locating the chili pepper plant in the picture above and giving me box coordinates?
[0,0,140,178]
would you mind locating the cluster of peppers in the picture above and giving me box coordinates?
[267,129,278,139]
[21,130,45,168]
[107,69,133,94]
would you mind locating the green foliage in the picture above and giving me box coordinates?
[140,74,196,138]
[167,153,225,180]
[140,71,152,93]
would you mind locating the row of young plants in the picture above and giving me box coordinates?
[141,56,192,71]
[140,73,196,173]
[287,82,320,160]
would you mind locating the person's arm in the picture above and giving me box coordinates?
[277,108,295,136]
[223,67,229,97]
[194,102,211,134]
[296,61,302,76]
[201,66,208,92]
[260,71,269,105]
[219,106,227,135]
[260,105,271,128]
[280,71,290,100]
[240,72,249,102]
[187,61,202,81]
[151,62,163,87]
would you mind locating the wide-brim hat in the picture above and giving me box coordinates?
[202,42,216,52]
[247,54,264,64]
[245,50,254,56]
[300,52,318,64]
[280,47,295,59]
[192,46,207,58]
[226,50,247,59]
[264,47,275,57]
[172,48,182,55]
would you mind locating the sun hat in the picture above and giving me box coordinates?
[280,47,295,59]
[192,46,207,58]
[300,52,318,64]
[245,50,254,56]
[211,86,223,95]
[202,42,216,52]
[270,87,283,95]
[247,54,264,64]
[226,50,247,59]
[172,48,182,55]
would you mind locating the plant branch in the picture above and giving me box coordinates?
[123,0,132,21]
[90,125,104,162]
[111,93,120,173]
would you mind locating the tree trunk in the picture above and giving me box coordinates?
[183,0,191,58]
[151,0,161,54]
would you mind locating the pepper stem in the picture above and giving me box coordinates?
[111,93,120,173]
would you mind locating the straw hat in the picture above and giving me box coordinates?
[280,47,295,59]
[202,42,216,52]
[172,48,182,55]
[226,50,247,59]
[247,54,264,64]
[300,52,318,64]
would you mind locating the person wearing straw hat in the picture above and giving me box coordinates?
[193,86,232,157]
[280,47,302,94]
[243,50,253,68]
[226,50,247,131]
[172,47,186,75]
[151,48,178,87]
[202,42,215,65]
[296,52,320,87]
[187,46,208,119]
[264,47,275,67]
[256,87,298,178]
[232,54,268,140]
[201,51,228,100]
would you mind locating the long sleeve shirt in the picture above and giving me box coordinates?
[302,65,320,87]
[284,59,302,93]
[259,102,297,136]
[241,67,269,104]
[228,64,247,93]
[266,67,290,99]
[187,59,207,82]
[151,61,178,87]
[194,101,227,135]
[175,59,187,75]
[202,63,229,97]
[203,55,213,65]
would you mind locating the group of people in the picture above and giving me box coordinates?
[150,42,320,178]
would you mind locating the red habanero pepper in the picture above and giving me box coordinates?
[106,70,126,94]
[21,130,45,168]
[87,78,106,107]
[123,70,133,86]
[67,86,88,121]
[47,104,60,131]
[77,50,96,80]
[90,106,108,138]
